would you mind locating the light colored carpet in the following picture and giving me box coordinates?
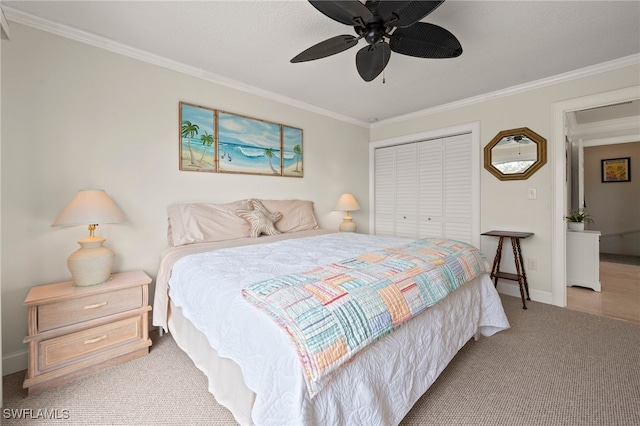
[3,295,640,425]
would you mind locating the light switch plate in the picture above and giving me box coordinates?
[527,188,537,200]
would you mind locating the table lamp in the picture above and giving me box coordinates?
[52,190,125,286]
[335,193,360,232]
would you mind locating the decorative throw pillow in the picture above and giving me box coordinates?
[236,199,283,238]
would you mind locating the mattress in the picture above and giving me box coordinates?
[162,231,510,425]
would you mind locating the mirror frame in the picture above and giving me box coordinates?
[484,127,547,181]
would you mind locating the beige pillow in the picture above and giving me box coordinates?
[259,199,319,233]
[236,199,282,238]
[167,200,251,246]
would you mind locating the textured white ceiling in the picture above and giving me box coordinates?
[3,1,640,125]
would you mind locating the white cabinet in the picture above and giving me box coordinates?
[566,230,601,292]
[373,133,474,244]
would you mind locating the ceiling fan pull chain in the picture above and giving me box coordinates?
[382,42,386,84]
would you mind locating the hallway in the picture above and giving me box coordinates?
[567,260,640,324]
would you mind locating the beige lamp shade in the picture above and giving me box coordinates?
[52,190,125,286]
[335,193,360,233]
[52,189,125,227]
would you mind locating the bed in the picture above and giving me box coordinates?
[152,199,510,425]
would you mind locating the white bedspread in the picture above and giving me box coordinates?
[167,232,510,425]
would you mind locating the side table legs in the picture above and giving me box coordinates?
[490,237,505,288]
[511,237,530,309]
[488,236,531,309]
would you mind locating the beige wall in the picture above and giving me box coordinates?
[1,23,370,373]
[371,64,640,302]
[584,142,640,255]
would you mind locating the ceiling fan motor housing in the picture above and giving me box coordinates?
[359,21,385,45]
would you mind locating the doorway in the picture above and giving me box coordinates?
[551,86,640,315]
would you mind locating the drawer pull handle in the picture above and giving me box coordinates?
[84,335,107,345]
[84,301,108,310]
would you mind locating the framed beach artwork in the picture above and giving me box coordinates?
[179,102,216,172]
[282,125,304,177]
[601,157,631,183]
[179,101,303,177]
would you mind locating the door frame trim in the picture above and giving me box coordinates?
[551,86,639,307]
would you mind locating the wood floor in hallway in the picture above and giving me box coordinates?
[567,261,640,324]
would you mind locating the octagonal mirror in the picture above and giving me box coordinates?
[484,127,547,181]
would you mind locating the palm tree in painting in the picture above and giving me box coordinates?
[265,147,278,174]
[181,120,199,165]
[293,144,302,172]
[198,132,214,164]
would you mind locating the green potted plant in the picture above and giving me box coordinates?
[566,209,594,231]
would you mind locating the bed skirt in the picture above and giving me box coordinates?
[168,301,255,425]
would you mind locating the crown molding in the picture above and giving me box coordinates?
[3,6,369,128]
[372,54,640,129]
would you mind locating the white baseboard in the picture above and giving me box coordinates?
[497,280,553,306]
[3,350,27,376]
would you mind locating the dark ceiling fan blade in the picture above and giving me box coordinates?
[291,35,359,63]
[356,43,391,82]
[377,0,444,28]
[389,22,462,58]
[309,1,374,27]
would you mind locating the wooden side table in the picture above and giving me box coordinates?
[481,230,534,309]
[23,270,152,395]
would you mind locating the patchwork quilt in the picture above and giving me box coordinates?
[242,238,490,397]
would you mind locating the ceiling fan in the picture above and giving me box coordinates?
[499,135,533,145]
[290,0,463,82]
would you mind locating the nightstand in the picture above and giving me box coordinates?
[23,270,152,395]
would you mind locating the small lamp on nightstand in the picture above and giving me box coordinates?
[52,190,125,286]
[335,193,360,232]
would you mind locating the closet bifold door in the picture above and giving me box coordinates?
[374,145,396,236]
[373,132,473,243]
[394,143,418,238]
[443,133,473,244]
[418,139,443,238]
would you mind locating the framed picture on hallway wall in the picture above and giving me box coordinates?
[601,157,631,183]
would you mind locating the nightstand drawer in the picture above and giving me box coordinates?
[38,286,142,332]
[38,315,143,372]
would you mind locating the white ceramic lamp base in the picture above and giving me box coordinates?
[67,236,114,286]
[339,213,357,232]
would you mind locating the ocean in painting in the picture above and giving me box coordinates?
[217,141,299,174]
[182,140,302,174]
